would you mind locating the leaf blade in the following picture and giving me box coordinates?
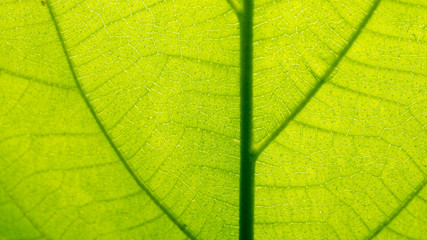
[253,0,426,238]
[44,1,196,238]
[0,0,425,239]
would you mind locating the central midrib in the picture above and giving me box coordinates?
[239,0,255,239]
[238,0,383,239]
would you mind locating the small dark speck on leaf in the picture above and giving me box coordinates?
[41,1,45,6]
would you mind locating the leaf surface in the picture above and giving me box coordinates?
[0,0,425,239]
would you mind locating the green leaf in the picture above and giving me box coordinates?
[0,0,425,239]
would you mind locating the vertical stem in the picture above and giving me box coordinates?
[239,0,254,239]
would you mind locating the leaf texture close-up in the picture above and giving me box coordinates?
[0,0,426,239]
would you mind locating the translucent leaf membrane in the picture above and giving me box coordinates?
[0,0,188,239]
[254,0,426,239]
[0,0,426,239]
[45,0,242,238]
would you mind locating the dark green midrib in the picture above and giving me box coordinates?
[239,0,255,239]
[45,2,196,239]
[240,0,384,239]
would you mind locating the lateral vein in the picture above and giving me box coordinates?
[227,0,243,18]
[252,0,382,156]
[44,1,196,239]
[365,178,427,239]
[0,182,49,240]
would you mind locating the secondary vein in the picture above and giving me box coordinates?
[252,0,382,156]
[45,1,196,239]
[0,182,49,240]
[365,178,427,239]
[227,0,243,18]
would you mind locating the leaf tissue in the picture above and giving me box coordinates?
[0,0,426,239]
